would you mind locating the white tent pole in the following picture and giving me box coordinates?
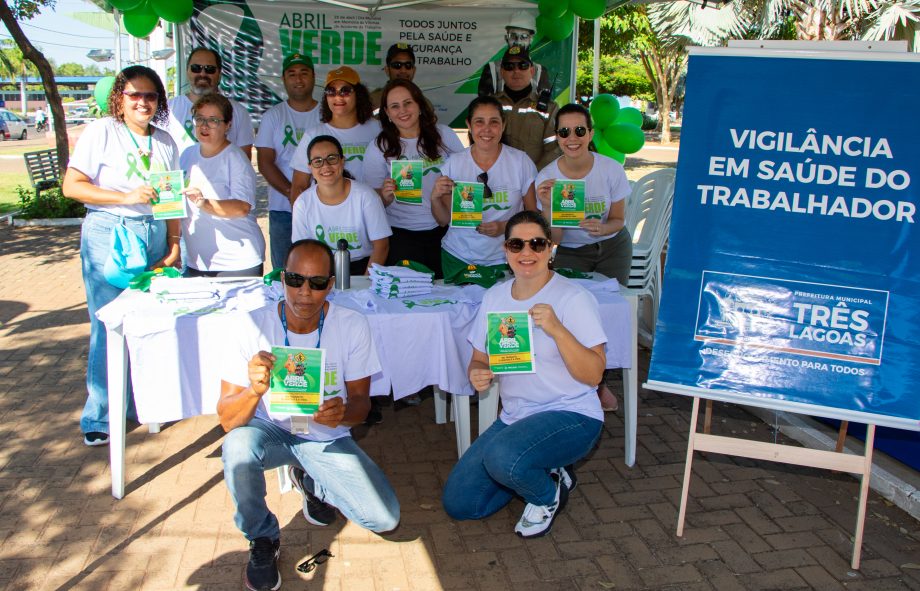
[570,17,579,103]
[114,10,123,72]
[592,18,600,96]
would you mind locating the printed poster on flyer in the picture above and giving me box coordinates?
[391,160,424,205]
[451,181,484,227]
[150,170,187,220]
[486,311,535,374]
[551,180,585,227]
[269,346,326,415]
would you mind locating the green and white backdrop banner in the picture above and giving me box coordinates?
[181,0,574,127]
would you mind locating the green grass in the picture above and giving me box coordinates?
[0,143,38,157]
[0,172,30,214]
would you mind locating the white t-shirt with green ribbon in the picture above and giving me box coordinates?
[289,120,381,184]
[255,100,322,213]
[165,94,255,161]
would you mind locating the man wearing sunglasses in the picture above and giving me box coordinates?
[370,43,419,110]
[219,239,400,591]
[477,10,550,98]
[256,53,322,272]
[494,46,560,170]
[166,46,255,160]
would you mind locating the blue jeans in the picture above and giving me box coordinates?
[80,210,166,434]
[269,210,292,272]
[222,417,400,541]
[442,410,602,519]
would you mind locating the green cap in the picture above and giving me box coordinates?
[396,259,435,277]
[444,263,506,288]
[282,53,314,73]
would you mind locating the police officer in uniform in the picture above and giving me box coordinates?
[477,10,550,98]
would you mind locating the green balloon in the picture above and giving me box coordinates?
[93,76,117,115]
[538,10,575,42]
[109,0,144,10]
[589,94,620,129]
[592,132,615,157]
[538,0,569,20]
[569,0,606,20]
[150,0,194,24]
[122,3,159,38]
[615,107,644,128]
[603,123,646,154]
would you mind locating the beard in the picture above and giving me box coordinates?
[189,78,216,96]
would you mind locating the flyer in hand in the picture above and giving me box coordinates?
[551,179,585,227]
[486,311,535,373]
[451,181,484,227]
[150,170,187,220]
[391,160,424,205]
[269,346,326,415]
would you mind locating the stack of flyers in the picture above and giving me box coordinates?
[451,181,484,227]
[269,346,326,415]
[391,160,424,205]
[486,311,535,373]
[150,170,187,220]
[550,179,585,227]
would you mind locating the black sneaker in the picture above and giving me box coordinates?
[245,537,280,591]
[288,465,336,526]
[83,432,109,447]
[364,398,383,425]
[552,464,577,492]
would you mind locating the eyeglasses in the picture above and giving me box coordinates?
[501,60,532,71]
[388,60,415,70]
[504,237,551,253]
[476,172,493,202]
[283,271,332,290]
[557,126,589,138]
[296,549,334,574]
[122,91,158,102]
[189,64,218,74]
[309,154,343,169]
[193,116,225,128]
[324,85,354,97]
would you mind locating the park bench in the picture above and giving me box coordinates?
[23,148,61,199]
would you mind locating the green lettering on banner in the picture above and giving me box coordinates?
[343,31,363,65]
[320,30,341,64]
[279,28,300,56]
[366,31,382,65]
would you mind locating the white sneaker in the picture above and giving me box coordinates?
[514,474,569,538]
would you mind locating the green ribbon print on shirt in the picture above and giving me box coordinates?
[183,119,199,143]
[125,152,146,182]
[316,223,362,250]
[283,125,297,147]
[403,298,458,309]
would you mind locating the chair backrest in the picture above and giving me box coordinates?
[24,149,60,187]
[625,168,676,245]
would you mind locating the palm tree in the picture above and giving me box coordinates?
[0,39,37,116]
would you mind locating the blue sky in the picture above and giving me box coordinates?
[0,0,121,67]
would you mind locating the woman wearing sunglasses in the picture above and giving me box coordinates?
[291,135,391,275]
[62,66,179,447]
[431,95,537,283]
[363,79,464,277]
[443,210,606,538]
[535,103,632,412]
[289,67,380,203]
[178,94,265,277]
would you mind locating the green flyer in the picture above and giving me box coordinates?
[269,346,326,415]
[486,311,535,374]
[150,170,187,220]
[551,179,585,227]
[391,160,424,205]
[451,181,484,227]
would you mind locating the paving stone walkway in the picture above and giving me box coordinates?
[1,218,918,590]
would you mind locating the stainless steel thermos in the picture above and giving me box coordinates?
[334,239,350,290]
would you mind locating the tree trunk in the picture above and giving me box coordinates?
[0,0,69,172]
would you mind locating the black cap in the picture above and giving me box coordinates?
[386,43,415,64]
[501,45,531,64]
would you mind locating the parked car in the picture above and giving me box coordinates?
[0,109,27,140]
[0,118,9,140]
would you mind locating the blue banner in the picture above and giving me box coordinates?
[648,50,920,431]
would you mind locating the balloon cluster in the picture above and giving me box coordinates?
[536,0,605,41]
[588,94,645,163]
[109,0,194,38]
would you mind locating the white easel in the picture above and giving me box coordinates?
[677,396,876,569]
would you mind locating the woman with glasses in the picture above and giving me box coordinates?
[289,67,380,201]
[292,135,391,275]
[442,210,606,538]
[179,94,265,277]
[363,79,464,277]
[62,66,179,447]
[535,103,632,412]
[431,95,536,283]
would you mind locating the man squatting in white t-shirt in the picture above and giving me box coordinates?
[219,239,399,591]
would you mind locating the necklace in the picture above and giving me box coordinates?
[125,125,153,170]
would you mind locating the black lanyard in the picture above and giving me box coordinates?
[280,302,324,348]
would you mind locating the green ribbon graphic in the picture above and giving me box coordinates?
[283,125,297,147]
[125,153,145,181]
[184,120,198,143]
[315,224,326,243]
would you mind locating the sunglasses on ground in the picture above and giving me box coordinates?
[283,272,332,290]
[501,60,532,71]
[189,64,218,74]
[296,549,334,574]
[324,85,354,97]
[309,154,343,169]
[122,91,158,102]
[388,60,415,70]
[504,237,551,253]
[557,126,589,138]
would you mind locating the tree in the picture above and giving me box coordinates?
[0,0,70,171]
[0,39,38,116]
[575,51,655,102]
